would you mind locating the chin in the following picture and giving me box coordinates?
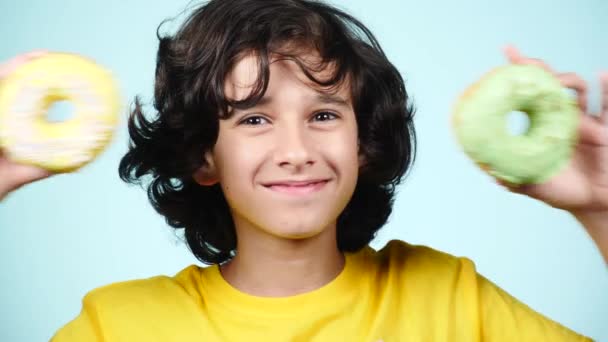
[267,220,334,241]
[276,230,323,240]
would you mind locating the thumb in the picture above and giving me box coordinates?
[495,178,540,196]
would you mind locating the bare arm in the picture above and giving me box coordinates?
[574,210,608,263]
[500,46,608,264]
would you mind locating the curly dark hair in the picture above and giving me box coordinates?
[118,0,416,265]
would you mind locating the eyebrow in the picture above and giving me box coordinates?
[312,93,352,109]
[232,92,351,114]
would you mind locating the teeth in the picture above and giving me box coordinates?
[266,181,326,187]
[278,181,321,187]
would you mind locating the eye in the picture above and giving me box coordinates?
[312,111,339,122]
[239,115,269,126]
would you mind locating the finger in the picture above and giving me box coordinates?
[495,178,528,194]
[0,49,49,79]
[578,114,606,146]
[11,164,54,182]
[504,45,524,63]
[503,45,553,73]
[557,72,588,113]
[600,71,608,124]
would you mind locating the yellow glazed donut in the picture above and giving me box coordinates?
[0,52,121,172]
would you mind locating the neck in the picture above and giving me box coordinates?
[219,222,344,297]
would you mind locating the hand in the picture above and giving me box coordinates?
[0,50,53,201]
[500,45,608,216]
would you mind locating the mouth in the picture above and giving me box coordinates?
[262,179,331,195]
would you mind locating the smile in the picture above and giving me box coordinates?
[262,180,330,195]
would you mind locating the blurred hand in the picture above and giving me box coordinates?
[0,50,54,201]
[499,45,608,216]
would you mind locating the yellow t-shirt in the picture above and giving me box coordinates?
[52,240,591,341]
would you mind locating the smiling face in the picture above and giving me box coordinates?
[195,51,360,243]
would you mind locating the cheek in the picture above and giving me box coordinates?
[322,128,360,176]
[214,138,261,187]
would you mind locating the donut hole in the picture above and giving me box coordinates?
[45,100,75,123]
[563,88,578,100]
[506,110,531,136]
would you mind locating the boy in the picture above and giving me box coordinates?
[1,0,606,340]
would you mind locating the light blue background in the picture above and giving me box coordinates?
[1,0,607,340]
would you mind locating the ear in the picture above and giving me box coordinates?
[193,151,219,186]
[357,140,367,169]
[358,153,367,169]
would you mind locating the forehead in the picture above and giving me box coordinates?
[224,51,351,102]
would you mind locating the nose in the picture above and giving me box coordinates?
[273,122,314,171]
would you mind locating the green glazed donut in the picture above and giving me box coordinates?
[452,64,579,185]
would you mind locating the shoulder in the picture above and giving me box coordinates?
[52,266,207,340]
[362,241,592,340]
[81,265,204,318]
[369,239,477,279]
[361,239,481,304]
[356,240,483,334]
[86,268,188,301]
